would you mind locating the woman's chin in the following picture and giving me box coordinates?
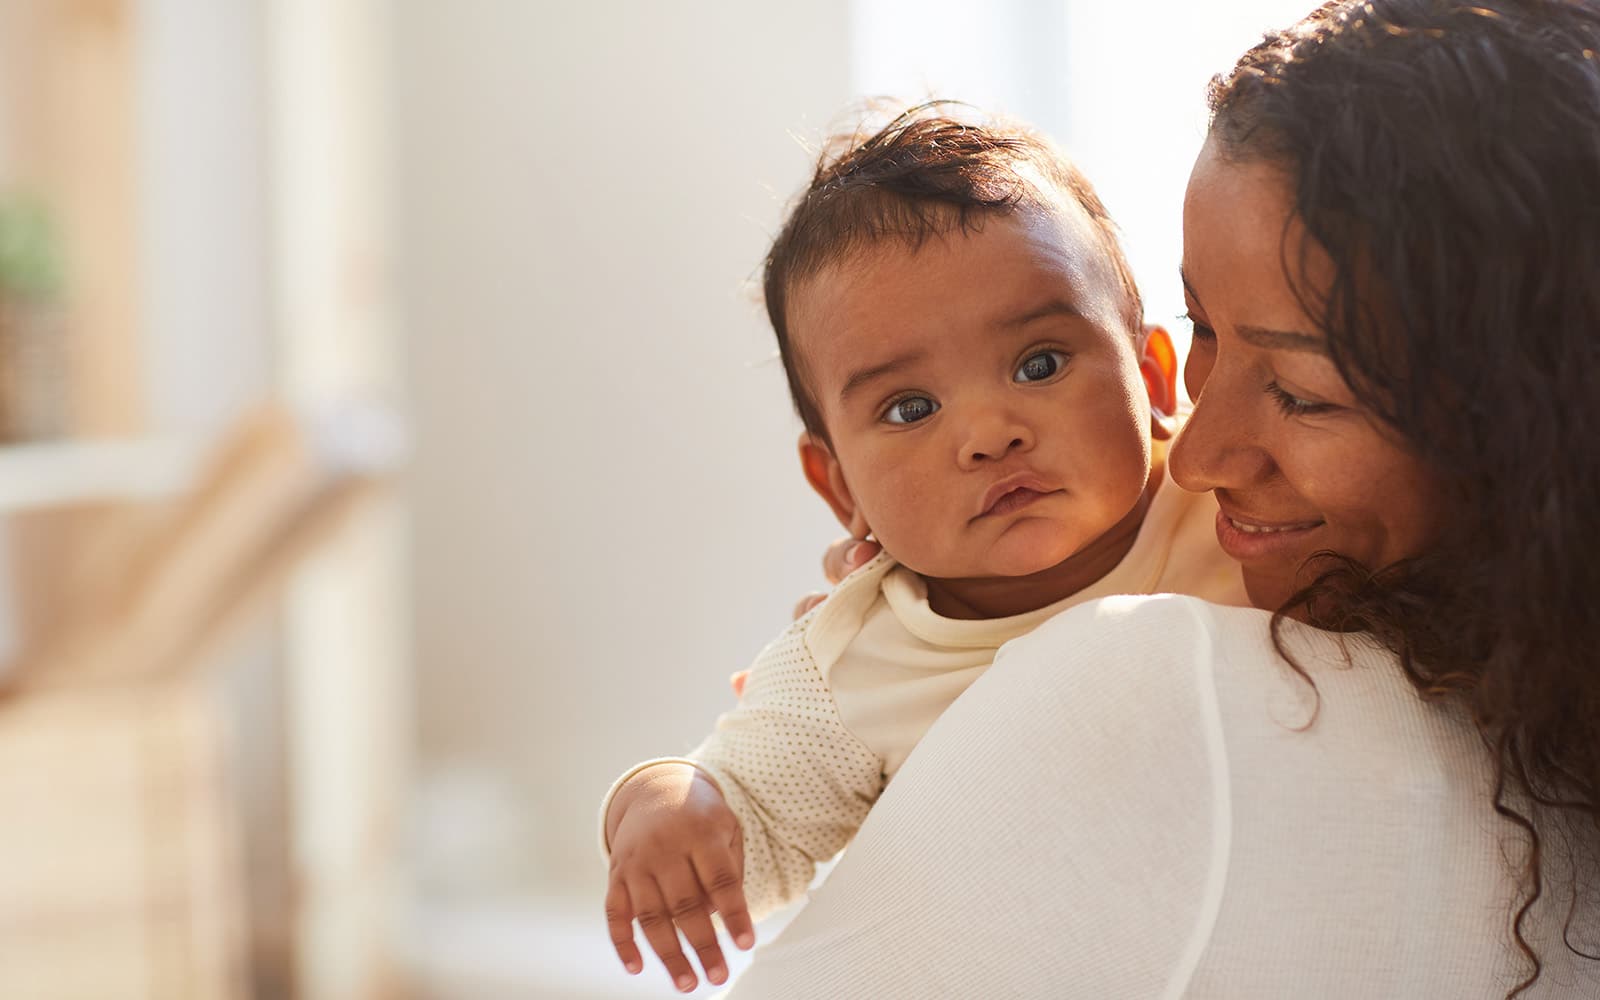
[1241,565,1322,616]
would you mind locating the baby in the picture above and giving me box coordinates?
[601,104,1245,993]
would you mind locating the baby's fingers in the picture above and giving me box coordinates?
[658,861,729,988]
[604,879,643,975]
[631,875,702,993]
[692,841,754,951]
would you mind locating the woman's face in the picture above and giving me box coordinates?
[1170,137,1439,611]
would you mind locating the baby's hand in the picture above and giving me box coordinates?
[605,763,754,993]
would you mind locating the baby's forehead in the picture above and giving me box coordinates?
[793,200,1130,340]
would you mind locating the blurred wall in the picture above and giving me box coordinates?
[394,2,852,898]
[135,0,272,437]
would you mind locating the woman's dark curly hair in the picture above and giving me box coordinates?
[1208,0,1600,993]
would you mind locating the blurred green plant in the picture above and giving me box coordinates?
[0,196,63,303]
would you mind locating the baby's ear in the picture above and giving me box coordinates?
[799,432,871,537]
[1139,324,1180,441]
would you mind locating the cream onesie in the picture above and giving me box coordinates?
[601,462,1247,918]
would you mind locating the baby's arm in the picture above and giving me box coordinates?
[685,613,885,914]
[602,612,885,987]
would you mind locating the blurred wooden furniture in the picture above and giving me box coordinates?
[0,676,241,998]
[0,404,398,1000]
[0,2,409,996]
[0,0,141,438]
[0,3,231,991]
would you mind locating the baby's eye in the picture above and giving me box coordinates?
[883,396,939,425]
[1014,350,1069,383]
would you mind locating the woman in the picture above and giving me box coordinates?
[726,1,1600,996]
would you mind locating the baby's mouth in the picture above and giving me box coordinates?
[984,487,1051,517]
[975,473,1062,520]
[972,486,1062,521]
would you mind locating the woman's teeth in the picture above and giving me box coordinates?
[1228,517,1315,534]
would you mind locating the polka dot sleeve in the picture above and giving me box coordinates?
[687,612,886,919]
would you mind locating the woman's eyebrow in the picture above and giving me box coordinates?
[1237,325,1326,353]
[1179,269,1326,354]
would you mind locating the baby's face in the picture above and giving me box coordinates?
[791,205,1153,581]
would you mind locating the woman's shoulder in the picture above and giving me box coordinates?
[1008,591,1423,703]
[980,595,1531,995]
[996,592,1486,791]
[1013,591,1272,649]
[995,592,1275,702]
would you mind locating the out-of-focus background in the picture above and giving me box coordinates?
[0,1,1310,997]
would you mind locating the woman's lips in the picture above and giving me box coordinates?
[1213,508,1325,561]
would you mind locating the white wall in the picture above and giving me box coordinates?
[394,2,854,899]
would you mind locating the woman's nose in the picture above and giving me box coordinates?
[1168,378,1275,493]
[958,409,1034,468]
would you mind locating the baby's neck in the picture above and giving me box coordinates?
[921,468,1159,621]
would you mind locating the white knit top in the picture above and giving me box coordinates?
[601,464,1247,918]
[723,595,1600,998]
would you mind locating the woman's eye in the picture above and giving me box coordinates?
[1266,381,1335,416]
[1183,312,1216,342]
[883,396,939,424]
[1014,350,1069,383]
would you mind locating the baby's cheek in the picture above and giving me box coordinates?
[856,469,952,572]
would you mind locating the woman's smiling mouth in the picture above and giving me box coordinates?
[1213,508,1325,560]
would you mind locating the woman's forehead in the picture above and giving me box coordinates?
[1182,141,1334,327]
[1184,140,1297,260]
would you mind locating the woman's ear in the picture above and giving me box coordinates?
[1139,323,1180,441]
[799,432,871,538]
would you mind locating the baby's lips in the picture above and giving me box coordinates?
[975,471,1055,518]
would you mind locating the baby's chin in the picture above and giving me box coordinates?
[901,529,1091,581]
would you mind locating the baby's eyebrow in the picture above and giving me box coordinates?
[999,299,1086,328]
[839,350,927,404]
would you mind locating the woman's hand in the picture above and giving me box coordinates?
[794,536,882,618]
[604,763,755,992]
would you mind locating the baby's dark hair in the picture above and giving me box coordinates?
[762,102,1142,444]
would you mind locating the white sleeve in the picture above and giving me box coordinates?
[685,614,885,920]
[724,594,1231,999]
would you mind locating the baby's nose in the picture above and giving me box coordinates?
[959,414,1034,466]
